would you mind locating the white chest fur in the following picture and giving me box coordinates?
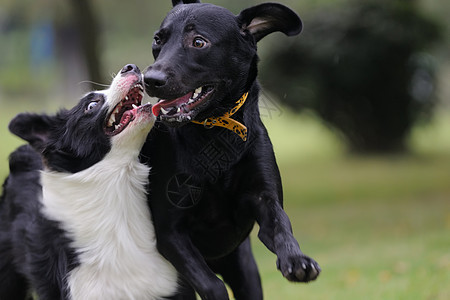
[41,149,177,300]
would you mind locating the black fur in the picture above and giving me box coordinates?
[143,2,319,300]
[0,145,78,300]
[9,92,110,173]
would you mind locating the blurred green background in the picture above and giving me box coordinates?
[0,0,449,299]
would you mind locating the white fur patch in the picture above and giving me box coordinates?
[41,140,178,300]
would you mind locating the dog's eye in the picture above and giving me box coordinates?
[86,101,99,111]
[153,35,162,46]
[192,37,207,48]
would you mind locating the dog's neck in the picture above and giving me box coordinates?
[40,146,149,230]
[191,92,249,141]
[40,145,177,299]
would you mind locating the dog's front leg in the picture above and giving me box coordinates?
[156,229,230,300]
[253,192,321,283]
[240,142,321,283]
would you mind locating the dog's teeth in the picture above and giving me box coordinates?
[187,116,191,121]
[132,104,138,109]
[110,114,116,123]
[161,108,169,115]
[177,107,181,113]
[188,98,195,104]
[193,93,199,99]
[107,119,113,127]
[115,124,120,130]
[195,87,202,94]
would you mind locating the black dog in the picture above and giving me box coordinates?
[0,65,178,299]
[142,1,320,299]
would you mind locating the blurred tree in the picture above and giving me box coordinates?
[261,0,442,153]
[0,0,103,97]
[69,0,102,87]
[50,0,103,94]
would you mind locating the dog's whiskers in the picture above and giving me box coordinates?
[78,80,110,88]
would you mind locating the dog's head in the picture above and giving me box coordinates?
[144,0,302,126]
[9,64,154,173]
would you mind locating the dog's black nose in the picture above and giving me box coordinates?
[144,69,168,89]
[121,64,140,74]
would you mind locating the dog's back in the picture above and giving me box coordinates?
[0,145,78,300]
[0,145,40,299]
[0,145,42,230]
[1,145,42,224]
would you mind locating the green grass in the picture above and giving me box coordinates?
[0,100,449,299]
[251,157,450,299]
[248,110,450,300]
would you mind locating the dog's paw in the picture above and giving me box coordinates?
[277,254,321,283]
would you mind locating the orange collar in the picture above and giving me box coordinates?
[191,92,249,141]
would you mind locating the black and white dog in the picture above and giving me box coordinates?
[0,64,178,299]
[142,1,321,299]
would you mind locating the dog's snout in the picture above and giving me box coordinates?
[144,69,168,89]
[121,64,140,75]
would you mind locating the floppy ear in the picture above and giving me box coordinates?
[237,3,302,42]
[172,0,200,7]
[9,113,54,152]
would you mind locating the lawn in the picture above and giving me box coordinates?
[251,110,450,300]
[0,100,449,299]
[251,155,449,299]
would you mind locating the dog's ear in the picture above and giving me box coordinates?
[172,0,200,7]
[9,113,54,152]
[237,3,302,42]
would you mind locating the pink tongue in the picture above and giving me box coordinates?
[152,102,163,116]
[121,110,133,125]
[152,91,193,117]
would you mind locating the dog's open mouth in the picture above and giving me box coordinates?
[152,85,215,122]
[104,82,146,136]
